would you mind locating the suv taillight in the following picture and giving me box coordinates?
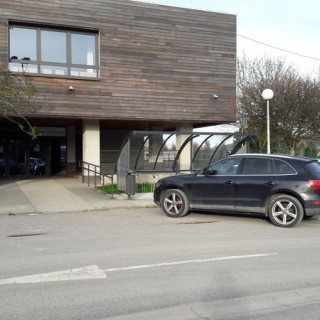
[308,180,320,191]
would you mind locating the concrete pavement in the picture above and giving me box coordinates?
[0,177,155,215]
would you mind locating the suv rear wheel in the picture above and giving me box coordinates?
[160,189,189,218]
[268,194,304,228]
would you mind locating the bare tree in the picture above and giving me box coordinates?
[0,69,38,139]
[237,55,320,154]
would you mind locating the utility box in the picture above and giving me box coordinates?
[126,172,136,196]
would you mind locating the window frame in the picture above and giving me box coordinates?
[8,22,99,80]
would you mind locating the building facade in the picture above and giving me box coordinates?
[0,0,236,177]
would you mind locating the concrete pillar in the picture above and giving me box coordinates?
[176,123,193,172]
[82,119,100,181]
[66,125,76,175]
[149,134,163,164]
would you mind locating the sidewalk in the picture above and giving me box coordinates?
[0,177,155,215]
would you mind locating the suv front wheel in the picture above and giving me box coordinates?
[160,189,189,218]
[268,194,304,228]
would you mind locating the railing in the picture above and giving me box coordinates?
[79,161,115,198]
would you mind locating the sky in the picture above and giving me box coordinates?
[137,0,320,78]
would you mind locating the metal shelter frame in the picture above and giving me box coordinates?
[116,131,254,194]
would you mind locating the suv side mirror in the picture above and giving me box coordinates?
[202,167,218,176]
[202,167,211,176]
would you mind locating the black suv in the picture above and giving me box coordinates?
[153,154,320,227]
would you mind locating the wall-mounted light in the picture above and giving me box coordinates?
[68,85,74,92]
[212,94,219,99]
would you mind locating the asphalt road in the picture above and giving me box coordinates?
[1,208,320,320]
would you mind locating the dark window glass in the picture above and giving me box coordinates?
[242,158,275,175]
[274,160,296,175]
[304,161,320,179]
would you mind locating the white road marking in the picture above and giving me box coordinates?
[104,253,278,272]
[0,265,106,285]
[0,253,277,285]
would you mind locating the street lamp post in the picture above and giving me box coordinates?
[262,89,274,154]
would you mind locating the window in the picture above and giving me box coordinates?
[242,158,275,175]
[9,24,99,79]
[207,157,242,175]
[275,160,296,175]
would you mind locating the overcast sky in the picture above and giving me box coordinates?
[137,0,320,77]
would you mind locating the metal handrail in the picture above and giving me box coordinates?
[79,161,115,198]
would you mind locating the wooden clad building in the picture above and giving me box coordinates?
[0,0,236,176]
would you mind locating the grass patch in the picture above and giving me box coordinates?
[98,183,154,194]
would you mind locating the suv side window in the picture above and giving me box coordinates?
[274,160,296,175]
[304,161,320,179]
[206,157,242,176]
[242,158,275,175]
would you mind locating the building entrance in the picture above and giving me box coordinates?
[0,127,66,178]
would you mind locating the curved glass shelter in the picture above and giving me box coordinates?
[116,130,254,177]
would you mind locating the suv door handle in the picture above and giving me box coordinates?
[225,180,233,184]
[266,181,275,185]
